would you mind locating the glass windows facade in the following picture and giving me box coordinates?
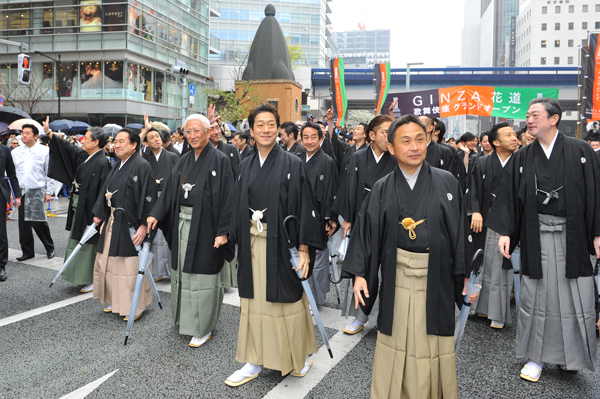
[210,0,328,67]
[0,0,210,125]
[0,1,209,74]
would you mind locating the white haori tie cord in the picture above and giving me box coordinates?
[250,208,267,232]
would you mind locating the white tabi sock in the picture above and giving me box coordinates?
[227,363,262,383]
[298,355,311,375]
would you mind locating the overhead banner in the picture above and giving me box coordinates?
[384,86,559,121]
[373,63,391,116]
[584,33,600,120]
[330,58,348,127]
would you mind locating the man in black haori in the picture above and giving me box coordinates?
[225,104,325,387]
[92,128,157,320]
[468,122,519,329]
[298,121,339,305]
[487,98,600,382]
[148,114,234,348]
[331,113,396,334]
[46,120,111,293]
[140,116,179,282]
[343,115,473,399]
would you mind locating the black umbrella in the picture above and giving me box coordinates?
[0,106,31,124]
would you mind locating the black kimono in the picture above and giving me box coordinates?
[301,148,339,236]
[456,148,480,193]
[426,139,461,186]
[142,148,179,192]
[230,144,326,303]
[240,145,254,160]
[487,132,600,279]
[48,136,111,243]
[164,143,181,158]
[330,133,367,178]
[286,141,304,154]
[215,140,240,177]
[468,153,514,270]
[92,152,157,257]
[342,163,465,336]
[149,144,235,274]
[331,146,397,226]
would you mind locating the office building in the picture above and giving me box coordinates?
[332,29,390,69]
[0,0,218,129]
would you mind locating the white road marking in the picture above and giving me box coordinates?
[9,249,64,271]
[0,293,93,327]
[263,325,374,399]
[59,369,119,399]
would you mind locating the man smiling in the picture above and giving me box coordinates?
[342,114,471,398]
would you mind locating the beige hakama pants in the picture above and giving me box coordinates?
[93,208,153,317]
[371,248,458,399]
[236,221,319,376]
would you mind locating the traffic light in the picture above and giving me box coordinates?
[169,66,189,75]
[18,53,31,85]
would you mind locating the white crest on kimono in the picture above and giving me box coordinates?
[468,235,472,242]
[320,175,324,181]
[146,196,152,202]
[355,167,358,171]
[440,159,444,166]
[482,174,485,179]
[230,153,233,157]
[447,193,453,201]
[312,210,316,217]
[212,170,216,176]
[520,166,523,173]
[133,176,138,182]
[465,188,469,194]
[581,157,587,164]
[287,173,290,180]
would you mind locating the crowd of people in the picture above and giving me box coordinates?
[0,97,599,398]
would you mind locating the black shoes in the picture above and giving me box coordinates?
[16,254,34,261]
[47,251,55,259]
[0,267,6,281]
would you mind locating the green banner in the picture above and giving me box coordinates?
[490,87,559,120]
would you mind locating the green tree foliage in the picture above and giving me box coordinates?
[203,80,262,125]
[286,35,304,69]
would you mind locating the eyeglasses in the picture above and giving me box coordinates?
[186,129,205,135]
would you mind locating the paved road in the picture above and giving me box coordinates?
[0,199,599,398]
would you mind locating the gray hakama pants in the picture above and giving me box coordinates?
[517,214,597,371]
[151,191,171,279]
[307,249,330,306]
[341,272,380,324]
[472,228,513,324]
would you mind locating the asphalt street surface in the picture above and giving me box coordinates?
[1,199,599,398]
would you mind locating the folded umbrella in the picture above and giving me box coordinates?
[49,224,98,287]
[327,235,341,305]
[454,248,484,353]
[512,248,521,320]
[283,215,333,358]
[123,222,162,346]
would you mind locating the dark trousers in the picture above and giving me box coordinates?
[0,198,6,268]
[18,193,54,257]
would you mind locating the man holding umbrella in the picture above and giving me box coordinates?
[343,115,474,398]
[45,118,112,292]
[225,103,325,387]
[92,128,157,320]
[147,113,235,348]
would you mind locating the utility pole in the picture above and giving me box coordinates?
[34,51,61,119]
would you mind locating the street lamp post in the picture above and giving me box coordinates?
[34,51,61,119]
[406,62,424,93]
